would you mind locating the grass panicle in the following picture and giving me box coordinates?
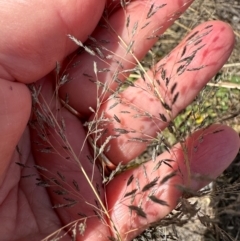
[16,0,240,240]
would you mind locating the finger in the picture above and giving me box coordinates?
[0,0,105,83]
[59,0,194,116]
[106,124,240,241]
[95,21,235,165]
[0,79,31,184]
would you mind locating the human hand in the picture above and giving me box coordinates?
[0,1,239,241]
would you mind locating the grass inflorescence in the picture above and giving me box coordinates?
[17,0,240,240]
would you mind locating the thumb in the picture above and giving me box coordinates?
[0,0,105,83]
[0,79,31,184]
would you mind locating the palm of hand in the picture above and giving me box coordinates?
[0,1,239,241]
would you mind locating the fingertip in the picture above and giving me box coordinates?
[208,20,235,48]
[203,20,235,63]
[191,20,235,72]
[188,124,240,190]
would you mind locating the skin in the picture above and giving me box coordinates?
[0,0,239,241]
